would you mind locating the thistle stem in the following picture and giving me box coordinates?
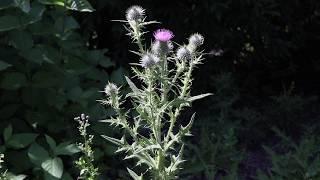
[133,24,145,54]
[164,61,195,145]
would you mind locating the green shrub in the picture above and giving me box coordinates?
[257,128,320,180]
[0,0,122,179]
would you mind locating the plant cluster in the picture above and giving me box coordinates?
[257,129,320,180]
[100,5,211,180]
[74,114,99,180]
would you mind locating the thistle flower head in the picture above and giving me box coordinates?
[189,33,204,47]
[126,5,145,22]
[151,40,173,56]
[176,46,191,61]
[187,33,204,52]
[104,83,118,96]
[153,29,174,42]
[140,53,159,68]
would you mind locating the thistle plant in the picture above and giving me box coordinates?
[100,5,211,180]
[74,114,99,180]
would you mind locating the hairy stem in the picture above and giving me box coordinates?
[165,61,194,144]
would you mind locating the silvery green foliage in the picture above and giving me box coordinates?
[100,5,211,180]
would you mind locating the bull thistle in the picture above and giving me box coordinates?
[100,5,211,180]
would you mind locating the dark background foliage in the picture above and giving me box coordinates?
[1,0,320,179]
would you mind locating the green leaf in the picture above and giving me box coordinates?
[45,135,57,150]
[32,71,60,88]
[0,60,12,71]
[127,168,143,180]
[125,76,140,94]
[111,67,126,85]
[0,0,14,10]
[7,133,38,149]
[86,49,114,67]
[0,72,27,90]
[20,48,51,64]
[21,3,45,24]
[99,57,114,68]
[38,0,64,6]
[3,124,13,142]
[28,143,49,166]
[9,30,34,50]
[101,135,125,146]
[67,0,94,12]
[54,16,79,32]
[0,4,45,32]
[54,142,80,156]
[15,0,31,13]
[0,15,20,32]
[41,157,64,179]
[66,86,82,101]
[188,93,213,102]
[39,0,94,12]
[6,173,27,180]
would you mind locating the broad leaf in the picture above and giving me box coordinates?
[9,30,34,50]
[3,124,13,142]
[28,143,49,165]
[41,157,64,179]
[45,135,57,150]
[6,173,27,180]
[0,16,20,32]
[0,0,14,10]
[39,0,94,12]
[7,133,38,149]
[15,0,31,13]
[54,142,80,156]
[0,4,45,32]
[0,72,27,90]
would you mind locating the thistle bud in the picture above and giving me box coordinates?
[176,46,191,61]
[187,33,204,52]
[151,40,173,56]
[140,53,159,68]
[125,5,145,22]
[104,83,118,96]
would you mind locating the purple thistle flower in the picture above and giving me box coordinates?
[153,29,174,42]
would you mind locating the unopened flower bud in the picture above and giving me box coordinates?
[104,83,118,96]
[151,40,173,56]
[187,33,204,52]
[125,5,145,22]
[176,46,191,61]
[140,53,159,68]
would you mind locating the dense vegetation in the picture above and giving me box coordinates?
[0,0,320,179]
